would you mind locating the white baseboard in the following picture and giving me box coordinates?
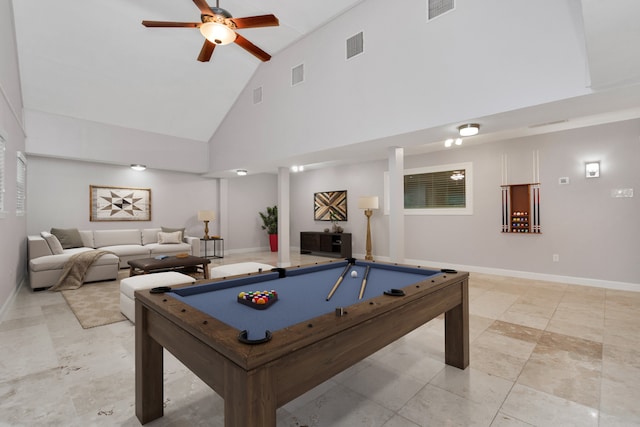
[402,258,639,292]
[0,275,26,322]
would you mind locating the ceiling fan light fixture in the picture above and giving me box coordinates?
[200,21,236,45]
[458,123,480,137]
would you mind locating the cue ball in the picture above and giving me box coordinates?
[351,271,358,278]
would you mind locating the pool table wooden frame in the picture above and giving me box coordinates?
[135,260,469,426]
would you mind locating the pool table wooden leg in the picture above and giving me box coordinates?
[444,279,470,369]
[135,302,164,424]
[224,364,276,427]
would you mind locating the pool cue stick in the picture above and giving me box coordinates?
[358,265,371,299]
[326,264,351,301]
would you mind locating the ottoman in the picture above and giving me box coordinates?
[209,262,275,279]
[120,271,196,323]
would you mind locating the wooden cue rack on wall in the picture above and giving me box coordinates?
[500,183,541,234]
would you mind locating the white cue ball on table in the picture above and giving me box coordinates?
[351,270,358,278]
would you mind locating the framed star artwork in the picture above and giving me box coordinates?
[90,185,151,221]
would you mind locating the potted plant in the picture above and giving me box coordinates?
[259,205,278,251]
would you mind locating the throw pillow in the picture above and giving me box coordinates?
[161,226,185,240]
[41,231,64,255]
[158,231,182,244]
[50,228,84,249]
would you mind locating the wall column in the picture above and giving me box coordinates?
[388,147,405,263]
[277,167,291,267]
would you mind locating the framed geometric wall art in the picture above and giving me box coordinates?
[314,190,347,221]
[90,185,151,221]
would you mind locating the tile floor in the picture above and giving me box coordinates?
[1,251,639,426]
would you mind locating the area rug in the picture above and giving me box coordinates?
[61,280,126,329]
[60,269,206,329]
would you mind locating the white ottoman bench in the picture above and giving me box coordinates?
[120,271,196,323]
[209,262,275,279]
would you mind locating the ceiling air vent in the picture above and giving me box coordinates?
[291,64,304,86]
[253,86,263,105]
[428,0,454,20]
[346,32,364,59]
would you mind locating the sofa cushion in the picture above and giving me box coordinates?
[161,226,185,240]
[100,244,149,257]
[142,228,161,245]
[30,249,119,271]
[146,242,192,254]
[158,231,182,244]
[94,229,141,247]
[79,230,94,248]
[41,232,64,255]
[50,228,84,249]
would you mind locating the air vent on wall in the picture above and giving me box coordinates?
[253,86,263,105]
[346,32,364,59]
[428,0,454,20]
[291,64,304,86]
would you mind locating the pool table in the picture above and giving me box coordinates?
[135,259,469,426]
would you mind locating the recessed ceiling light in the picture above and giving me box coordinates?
[130,164,146,171]
[236,169,248,176]
[458,123,480,137]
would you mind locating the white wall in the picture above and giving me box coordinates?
[226,173,278,251]
[26,157,219,238]
[210,0,590,173]
[0,0,27,314]
[25,110,209,174]
[290,119,640,289]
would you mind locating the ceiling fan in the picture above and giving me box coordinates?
[142,0,279,62]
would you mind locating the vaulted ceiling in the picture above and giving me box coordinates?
[11,1,640,174]
[12,0,366,142]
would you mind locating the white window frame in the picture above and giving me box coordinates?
[16,151,26,216]
[384,162,473,216]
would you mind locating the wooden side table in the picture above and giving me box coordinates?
[201,237,224,258]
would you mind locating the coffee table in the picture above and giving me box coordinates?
[128,255,210,279]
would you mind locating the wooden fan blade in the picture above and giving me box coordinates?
[192,0,213,16]
[234,33,271,61]
[142,20,200,28]
[231,14,279,29]
[198,40,216,62]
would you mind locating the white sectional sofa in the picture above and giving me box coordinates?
[28,228,201,290]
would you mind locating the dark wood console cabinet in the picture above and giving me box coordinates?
[300,232,352,259]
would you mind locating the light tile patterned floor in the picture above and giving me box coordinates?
[1,251,639,426]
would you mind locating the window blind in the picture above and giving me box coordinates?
[404,169,466,209]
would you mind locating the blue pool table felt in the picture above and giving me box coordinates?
[170,261,441,340]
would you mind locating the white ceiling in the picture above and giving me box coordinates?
[11,0,640,173]
[12,0,366,142]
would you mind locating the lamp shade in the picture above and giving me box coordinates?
[358,196,379,210]
[198,210,216,221]
[200,22,236,45]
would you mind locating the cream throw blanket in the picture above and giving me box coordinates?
[49,250,115,291]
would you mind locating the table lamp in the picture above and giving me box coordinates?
[358,196,379,260]
[198,210,216,240]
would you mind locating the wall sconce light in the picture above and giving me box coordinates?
[236,169,248,176]
[357,196,379,261]
[585,161,600,178]
[458,123,480,137]
[197,210,216,240]
[130,164,146,171]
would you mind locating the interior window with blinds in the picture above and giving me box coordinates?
[401,162,473,215]
[16,151,26,216]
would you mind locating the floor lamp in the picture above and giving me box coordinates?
[198,210,216,240]
[358,196,379,261]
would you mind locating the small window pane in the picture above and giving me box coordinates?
[404,169,466,209]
